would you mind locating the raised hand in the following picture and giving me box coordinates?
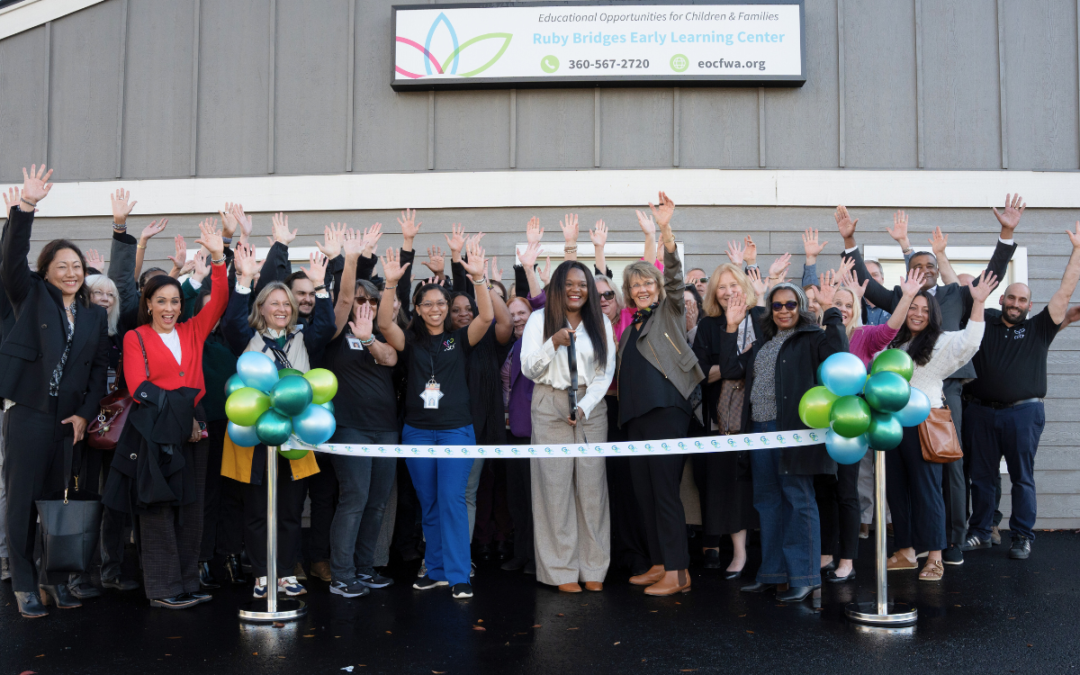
[743,235,758,265]
[191,249,211,282]
[992,193,1026,233]
[746,266,767,296]
[230,203,253,238]
[194,217,225,260]
[841,266,868,301]
[234,242,259,280]
[220,202,239,238]
[725,239,746,265]
[802,228,828,262]
[817,270,840,309]
[168,235,188,271]
[342,228,365,259]
[110,189,137,225]
[1067,221,1080,250]
[461,238,487,280]
[768,252,792,281]
[516,241,542,269]
[444,223,466,258]
[422,245,445,277]
[726,291,748,329]
[349,301,375,341]
[140,219,168,246]
[270,212,296,246]
[834,205,858,241]
[526,216,544,245]
[490,256,503,283]
[317,222,348,259]
[589,220,608,248]
[559,213,579,244]
[969,270,999,303]
[635,209,657,237]
[85,249,105,272]
[2,187,21,213]
[361,223,383,257]
[20,164,53,207]
[649,191,675,229]
[900,268,924,297]
[929,227,948,256]
[380,248,411,284]
[538,256,552,286]
[302,251,329,285]
[398,208,422,243]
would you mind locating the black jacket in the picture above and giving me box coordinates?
[693,307,767,429]
[719,307,849,476]
[0,206,109,422]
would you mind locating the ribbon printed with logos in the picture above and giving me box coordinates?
[281,428,831,459]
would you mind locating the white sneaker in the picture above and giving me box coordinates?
[278,576,307,596]
[253,577,267,599]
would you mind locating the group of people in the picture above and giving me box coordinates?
[1,164,1075,619]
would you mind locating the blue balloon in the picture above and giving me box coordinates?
[826,429,869,465]
[227,421,261,448]
[820,352,868,397]
[320,401,335,414]
[236,352,279,392]
[224,373,246,398]
[292,404,337,446]
[894,387,932,427]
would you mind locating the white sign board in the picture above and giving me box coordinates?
[391,2,806,90]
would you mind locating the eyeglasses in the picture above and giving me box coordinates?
[599,290,616,301]
[356,298,379,307]
[630,280,657,291]
[691,277,708,284]
[771,301,799,311]
[419,300,448,310]
[91,290,116,300]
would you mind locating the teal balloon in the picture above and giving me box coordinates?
[829,395,872,438]
[224,373,246,398]
[895,387,931,427]
[225,387,271,427]
[255,409,293,447]
[320,401,335,414]
[270,375,313,417]
[820,352,868,397]
[236,352,279,392]
[867,412,904,451]
[227,421,260,448]
[816,362,825,386]
[826,430,869,465]
[870,348,915,381]
[278,368,303,380]
[292,404,337,446]
[863,371,911,413]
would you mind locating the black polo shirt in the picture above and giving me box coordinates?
[964,307,1060,404]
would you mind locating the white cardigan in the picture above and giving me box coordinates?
[879,321,985,408]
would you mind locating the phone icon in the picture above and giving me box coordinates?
[540,55,560,73]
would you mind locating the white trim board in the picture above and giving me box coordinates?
[0,0,105,40]
[8,169,1080,219]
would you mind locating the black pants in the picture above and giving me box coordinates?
[242,452,307,578]
[693,450,757,546]
[199,420,237,561]
[140,441,208,599]
[504,434,534,562]
[3,402,72,592]
[303,451,338,563]
[604,395,650,573]
[815,461,860,561]
[626,407,691,572]
[886,426,946,552]
[941,379,967,546]
[391,458,423,558]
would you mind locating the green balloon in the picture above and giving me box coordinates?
[829,395,872,438]
[270,375,313,417]
[867,412,904,450]
[304,368,339,405]
[255,409,293,447]
[226,387,271,427]
[799,386,839,428]
[864,371,911,413]
[320,401,335,414]
[278,447,310,460]
[871,348,915,381]
[278,368,303,380]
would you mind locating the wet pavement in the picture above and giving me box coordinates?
[2,531,1078,675]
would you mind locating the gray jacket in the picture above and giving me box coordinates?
[617,245,705,401]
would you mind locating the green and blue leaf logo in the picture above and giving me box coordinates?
[397,13,512,79]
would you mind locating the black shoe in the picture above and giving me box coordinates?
[101,576,140,591]
[501,556,528,572]
[413,575,449,590]
[330,578,371,598]
[68,581,102,599]
[181,591,213,605]
[1009,538,1031,560]
[820,561,837,573]
[15,591,47,618]
[825,569,856,584]
[477,543,494,561]
[740,581,778,593]
[523,559,536,575]
[702,549,721,569]
[496,540,513,561]
[1,557,10,582]
[942,545,964,566]
[225,554,249,585]
[356,568,394,589]
[150,595,199,609]
[776,584,821,603]
[452,583,473,599]
[960,535,992,552]
[198,561,221,589]
[723,567,744,580]
[40,584,82,609]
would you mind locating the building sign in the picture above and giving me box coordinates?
[391,1,806,90]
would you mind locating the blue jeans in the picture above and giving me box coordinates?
[964,401,1044,542]
[886,426,946,552]
[749,420,821,588]
[403,424,476,586]
[327,427,399,582]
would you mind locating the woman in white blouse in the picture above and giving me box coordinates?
[520,261,616,593]
[883,270,997,582]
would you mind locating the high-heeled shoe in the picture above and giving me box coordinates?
[40,584,82,609]
[15,591,47,618]
[723,566,745,580]
[198,561,221,589]
[820,560,837,573]
[225,554,249,585]
[825,569,856,584]
[776,584,821,603]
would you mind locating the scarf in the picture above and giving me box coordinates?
[631,302,659,326]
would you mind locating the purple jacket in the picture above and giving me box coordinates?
[507,290,546,439]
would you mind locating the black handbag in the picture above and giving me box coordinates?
[35,436,103,574]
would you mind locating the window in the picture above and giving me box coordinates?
[863,245,1028,289]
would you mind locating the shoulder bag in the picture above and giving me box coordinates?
[918,396,962,463]
[87,331,149,450]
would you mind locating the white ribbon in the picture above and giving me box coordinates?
[280,428,830,459]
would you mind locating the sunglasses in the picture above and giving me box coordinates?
[692,277,708,284]
[771,301,799,311]
[599,290,616,301]
[356,297,379,307]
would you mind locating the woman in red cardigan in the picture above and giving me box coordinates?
[123,218,229,609]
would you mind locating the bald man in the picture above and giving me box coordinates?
[962,235,1080,560]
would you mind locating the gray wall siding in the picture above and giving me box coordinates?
[0,26,48,181]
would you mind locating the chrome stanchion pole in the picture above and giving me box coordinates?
[845,449,917,626]
[239,446,307,622]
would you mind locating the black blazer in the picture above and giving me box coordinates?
[0,206,109,423]
[842,239,1016,379]
[719,307,849,476]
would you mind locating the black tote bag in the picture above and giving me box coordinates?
[35,436,102,574]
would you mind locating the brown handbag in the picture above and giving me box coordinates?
[87,332,149,451]
[918,398,962,464]
[716,379,745,435]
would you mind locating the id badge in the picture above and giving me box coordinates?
[420,378,443,410]
[346,335,364,350]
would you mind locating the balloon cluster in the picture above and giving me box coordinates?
[224,352,339,459]
[798,349,931,465]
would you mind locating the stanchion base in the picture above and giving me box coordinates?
[238,598,308,623]
[845,601,917,626]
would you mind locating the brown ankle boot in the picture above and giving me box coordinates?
[644,569,691,596]
[629,565,665,586]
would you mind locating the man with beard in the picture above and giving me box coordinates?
[961,228,1080,560]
